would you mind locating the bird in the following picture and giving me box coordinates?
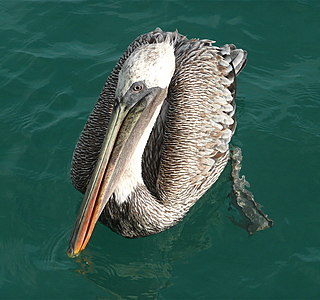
[67,28,247,257]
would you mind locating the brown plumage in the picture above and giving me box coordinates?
[68,28,247,256]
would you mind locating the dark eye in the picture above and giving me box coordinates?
[132,83,144,92]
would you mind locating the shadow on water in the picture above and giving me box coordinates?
[68,162,233,299]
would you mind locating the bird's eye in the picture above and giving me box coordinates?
[132,83,144,92]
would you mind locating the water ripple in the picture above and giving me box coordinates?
[239,56,320,145]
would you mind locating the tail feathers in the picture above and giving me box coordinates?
[219,44,247,75]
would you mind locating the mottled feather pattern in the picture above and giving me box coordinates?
[71,28,247,237]
[157,41,237,205]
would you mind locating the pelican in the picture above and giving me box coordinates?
[67,28,247,257]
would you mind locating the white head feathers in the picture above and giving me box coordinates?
[116,42,175,98]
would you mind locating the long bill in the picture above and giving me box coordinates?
[67,87,168,257]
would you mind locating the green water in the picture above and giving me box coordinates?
[1,1,320,299]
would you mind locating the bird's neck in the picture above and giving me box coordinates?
[102,182,194,238]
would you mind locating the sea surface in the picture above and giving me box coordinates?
[1,1,320,299]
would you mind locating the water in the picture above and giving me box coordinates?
[1,1,320,299]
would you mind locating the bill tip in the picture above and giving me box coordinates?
[67,246,79,258]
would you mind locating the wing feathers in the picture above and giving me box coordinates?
[71,28,247,204]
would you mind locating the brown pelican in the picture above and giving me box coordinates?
[67,28,247,257]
